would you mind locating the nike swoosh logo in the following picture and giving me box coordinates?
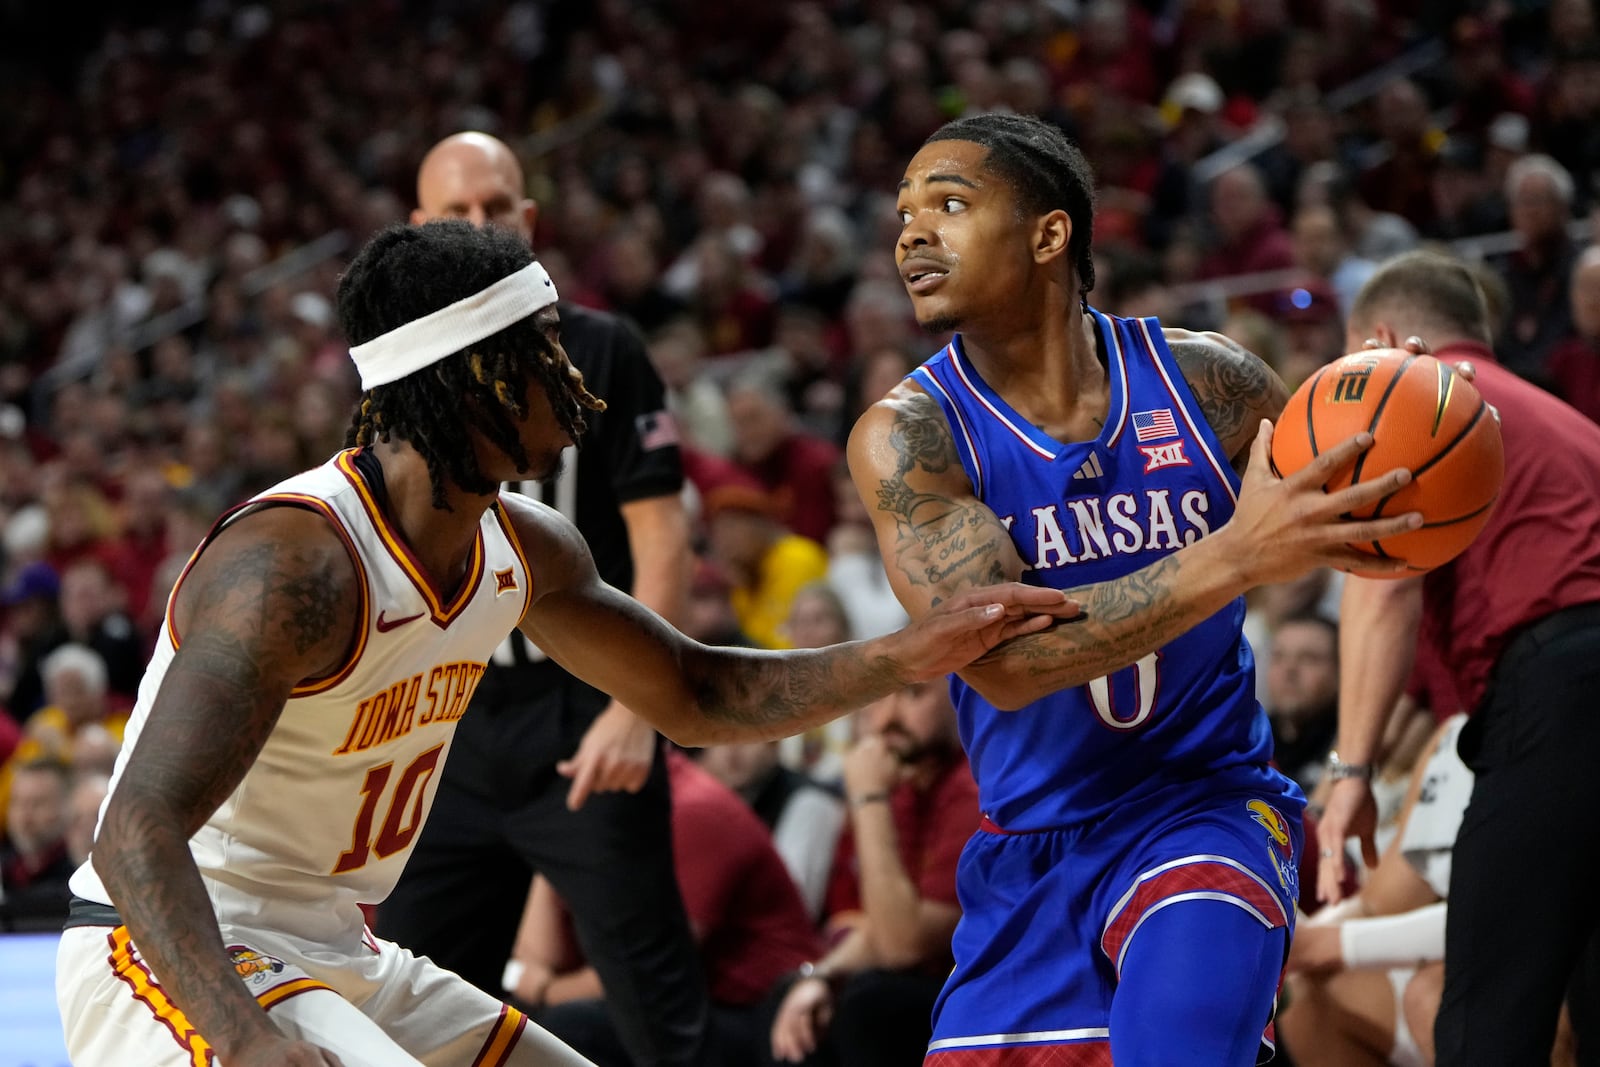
[375,610,426,633]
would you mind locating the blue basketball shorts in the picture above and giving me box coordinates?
[925,782,1303,1065]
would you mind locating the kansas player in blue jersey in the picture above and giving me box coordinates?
[848,113,1426,1066]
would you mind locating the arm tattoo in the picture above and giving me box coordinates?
[975,556,1195,685]
[1168,336,1280,471]
[691,645,910,736]
[92,531,357,1057]
[876,393,1012,601]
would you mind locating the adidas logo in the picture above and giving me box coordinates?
[1071,452,1105,480]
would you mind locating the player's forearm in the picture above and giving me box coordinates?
[850,802,927,967]
[675,637,912,746]
[1335,577,1423,764]
[961,541,1244,708]
[96,795,279,1060]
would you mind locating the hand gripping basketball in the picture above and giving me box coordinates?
[1269,349,1504,577]
[1226,421,1424,585]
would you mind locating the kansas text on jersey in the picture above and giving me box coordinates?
[910,310,1280,830]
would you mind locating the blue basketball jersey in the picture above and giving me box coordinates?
[909,308,1283,830]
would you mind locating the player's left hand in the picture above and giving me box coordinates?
[1285,922,1345,976]
[557,701,658,811]
[1316,777,1379,905]
[892,583,1079,681]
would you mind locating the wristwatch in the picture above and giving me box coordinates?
[1326,750,1375,782]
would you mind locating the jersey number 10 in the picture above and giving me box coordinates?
[333,743,445,874]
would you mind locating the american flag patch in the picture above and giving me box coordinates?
[635,411,681,451]
[1132,409,1179,442]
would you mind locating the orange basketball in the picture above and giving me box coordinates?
[1270,349,1504,578]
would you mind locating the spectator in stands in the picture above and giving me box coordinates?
[0,560,62,718]
[1291,202,1377,316]
[703,484,828,651]
[1276,281,1347,388]
[1495,153,1580,381]
[0,641,123,831]
[726,372,841,544]
[685,235,777,357]
[602,232,685,337]
[101,467,172,635]
[650,320,734,457]
[1358,79,1440,231]
[767,681,977,1066]
[697,739,845,921]
[63,769,109,868]
[0,756,73,930]
[1536,43,1600,211]
[1201,163,1296,284]
[56,558,143,700]
[1266,613,1341,796]
[1549,245,1600,423]
[510,750,823,1066]
[1260,91,1341,219]
[1303,163,1420,264]
[1427,138,1510,242]
[1444,16,1536,140]
[1147,72,1230,249]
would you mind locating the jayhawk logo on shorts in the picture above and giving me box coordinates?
[1246,799,1297,897]
[228,946,287,986]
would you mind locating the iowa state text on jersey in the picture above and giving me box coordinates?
[333,660,487,755]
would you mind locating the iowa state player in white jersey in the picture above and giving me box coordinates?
[55,221,1079,1067]
[847,114,1427,1066]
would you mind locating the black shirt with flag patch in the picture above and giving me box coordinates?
[486,303,683,688]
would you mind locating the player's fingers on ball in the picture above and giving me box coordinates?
[1298,432,1375,484]
[1361,337,1383,349]
[1317,471,1414,516]
[1335,512,1424,545]
[1246,419,1273,472]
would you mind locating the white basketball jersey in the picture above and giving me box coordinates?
[71,450,535,941]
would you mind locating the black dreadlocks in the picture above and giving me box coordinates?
[925,113,1098,299]
[336,220,604,509]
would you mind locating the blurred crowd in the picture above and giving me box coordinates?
[3,0,1599,1063]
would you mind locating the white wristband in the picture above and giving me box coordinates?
[501,959,526,995]
[1338,902,1448,969]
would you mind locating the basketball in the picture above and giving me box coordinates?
[1270,349,1505,578]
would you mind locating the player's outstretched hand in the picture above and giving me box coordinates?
[1224,421,1423,584]
[231,1038,345,1067]
[891,584,1079,681]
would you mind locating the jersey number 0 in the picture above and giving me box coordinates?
[1087,651,1162,730]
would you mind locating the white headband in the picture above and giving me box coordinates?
[348,261,558,390]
